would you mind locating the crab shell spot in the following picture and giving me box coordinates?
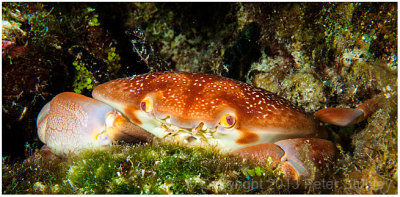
[37,92,115,155]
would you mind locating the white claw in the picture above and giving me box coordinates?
[36,92,116,156]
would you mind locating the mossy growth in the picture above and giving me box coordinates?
[65,142,286,194]
[243,157,282,179]
[2,155,72,194]
[85,7,101,27]
[72,60,94,94]
[104,47,122,77]
[281,70,326,112]
[3,141,302,194]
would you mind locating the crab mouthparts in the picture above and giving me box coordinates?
[149,115,222,148]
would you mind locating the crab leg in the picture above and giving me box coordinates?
[313,98,378,127]
[234,138,338,181]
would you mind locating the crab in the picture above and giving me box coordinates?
[36,72,377,181]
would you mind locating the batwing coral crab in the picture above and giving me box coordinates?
[36,72,377,181]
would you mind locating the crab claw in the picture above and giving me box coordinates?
[313,98,378,127]
[37,92,153,156]
[234,138,338,181]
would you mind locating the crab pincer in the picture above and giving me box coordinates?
[36,92,153,157]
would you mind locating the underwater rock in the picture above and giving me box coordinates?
[125,28,169,72]
[68,46,111,86]
[222,22,261,81]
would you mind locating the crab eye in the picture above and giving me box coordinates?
[220,114,236,128]
[140,98,152,113]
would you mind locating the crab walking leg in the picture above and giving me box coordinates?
[313,98,378,127]
[234,138,338,181]
[37,92,152,156]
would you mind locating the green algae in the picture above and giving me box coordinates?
[64,143,287,194]
[2,155,72,194]
[85,7,100,27]
[3,142,294,194]
[104,47,122,78]
[72,60,94,94]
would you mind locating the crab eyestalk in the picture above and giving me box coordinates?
[36,92,152,156]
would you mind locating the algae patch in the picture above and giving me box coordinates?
[3,142,292,194]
